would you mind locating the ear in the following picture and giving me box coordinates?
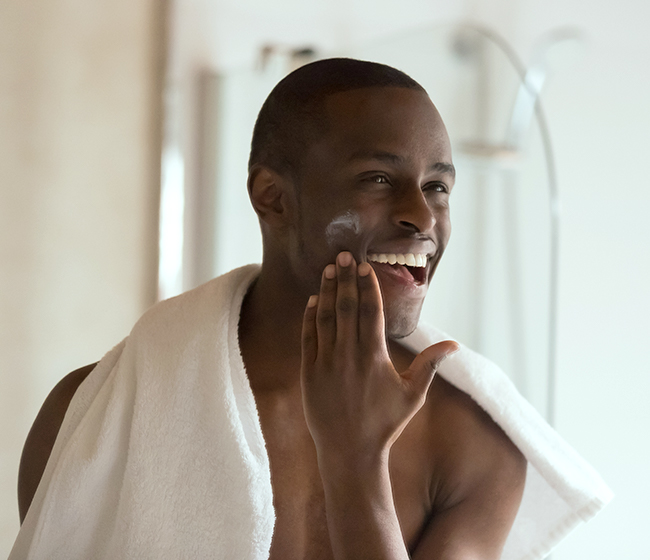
[247,164,295,227]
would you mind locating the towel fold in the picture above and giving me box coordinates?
[10,264,612,560]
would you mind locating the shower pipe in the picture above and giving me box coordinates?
[453,23,570,428]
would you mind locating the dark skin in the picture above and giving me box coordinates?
[19,86,526,559]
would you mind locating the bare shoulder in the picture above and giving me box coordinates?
[18,363,97,523]
[413,376,527,558]
[427,376,527,503]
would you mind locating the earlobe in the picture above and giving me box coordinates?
[247,165,293,227]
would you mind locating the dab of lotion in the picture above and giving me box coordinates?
[325,211,361,248]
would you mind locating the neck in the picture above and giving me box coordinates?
[238,261,312,388]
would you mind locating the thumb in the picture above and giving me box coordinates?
[403,340,460,397]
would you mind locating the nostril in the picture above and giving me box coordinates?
[398,220,419,232]
[394,191,437,233]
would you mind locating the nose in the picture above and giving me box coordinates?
[392,184,436,234]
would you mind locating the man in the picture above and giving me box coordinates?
[14,59,609,560]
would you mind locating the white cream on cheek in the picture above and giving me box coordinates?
[324,210,362,249]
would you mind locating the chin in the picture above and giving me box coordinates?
[384,301,422,339]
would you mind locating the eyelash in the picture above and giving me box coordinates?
[368,175,448,194]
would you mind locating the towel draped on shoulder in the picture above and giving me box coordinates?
[10,265,612,560]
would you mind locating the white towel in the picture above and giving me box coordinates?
[402,326,613,559]
[10,264,612,560]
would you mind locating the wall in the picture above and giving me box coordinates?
[0,0,165,555]
[515,2,650,557]
[167,0,466,288]
[2,0,647,557]
[467,2,650,557]
[170,0,650,558]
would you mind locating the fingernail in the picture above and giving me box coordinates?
[307,295,318,308]
[324,264,336,279]
[337,251,352,266]
[358,262,371,276]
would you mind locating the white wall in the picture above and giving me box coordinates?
[167,0,466,287]
[0,1,165,555]
[473,2,650,557]
[170,0,650,558]
[516,2,650,557]
[2,0,646,557]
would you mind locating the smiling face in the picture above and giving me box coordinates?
[285,86,455,338]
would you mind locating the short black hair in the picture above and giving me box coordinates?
[248,58,425,177]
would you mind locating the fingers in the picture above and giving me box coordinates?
[316,262,338,351]
[301,294,319,369]
[334,252,358,344]
[314,252,383,353]
[404,341,460,398]
[357,262,386,351]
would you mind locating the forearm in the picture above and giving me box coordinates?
[301,256,455,559]
[319,451,410,560]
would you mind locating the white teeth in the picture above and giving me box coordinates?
[367,252,428,268]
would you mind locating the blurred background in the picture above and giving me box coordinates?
[1,0,648,558]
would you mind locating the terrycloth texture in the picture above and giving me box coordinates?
[11,265,274,560]
[11,264,612,560]
[402,327,613,560]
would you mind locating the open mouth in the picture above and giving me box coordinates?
[367,253,428,285]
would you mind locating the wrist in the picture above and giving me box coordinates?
[316,446,391,487]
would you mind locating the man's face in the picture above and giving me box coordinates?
[286,86,455,338]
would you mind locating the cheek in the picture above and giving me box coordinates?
[435,208,452,243]
[441,215,451,239]
[324,210,363,249]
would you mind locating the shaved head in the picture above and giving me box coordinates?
[248,58,425,179]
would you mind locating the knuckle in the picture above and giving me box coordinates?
[317,308,336,326]
[407,388,427,408]
[336,295,357,314]
[301,330,316,344]
[358,301,379,318]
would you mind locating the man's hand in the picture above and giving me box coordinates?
[298,251,526,560]
[299,251,459,560]
[300,251,458,467]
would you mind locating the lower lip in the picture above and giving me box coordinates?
[368,262,428,296]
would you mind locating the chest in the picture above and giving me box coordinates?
[253,388,434,560]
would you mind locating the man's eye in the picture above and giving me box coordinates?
[425,182,448,193]
[371,175,389,184]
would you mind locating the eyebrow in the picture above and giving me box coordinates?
[348,150,456,178]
